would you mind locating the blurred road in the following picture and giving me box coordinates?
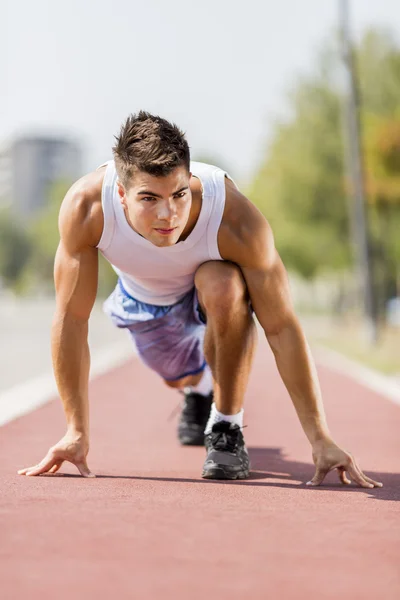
[0,333,399,599]
[0,297,131,394]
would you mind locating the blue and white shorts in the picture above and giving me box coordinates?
[103,279,207,381]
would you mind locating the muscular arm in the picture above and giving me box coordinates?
[219,180,382,487]
[52,237,97,438]
[18,172,104,478]
[238,236,330,445]
[220,200,330,445]
[52,179,102,439]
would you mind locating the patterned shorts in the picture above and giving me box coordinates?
[103,279,207,381]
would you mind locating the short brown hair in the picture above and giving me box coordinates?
[112,111,190,188]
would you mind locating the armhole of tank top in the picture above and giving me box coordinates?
[96,165,115,251]
[207,169,231,260]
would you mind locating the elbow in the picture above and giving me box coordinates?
[52,307,90,329]
[263,313,305,357]
[261,311,299,338]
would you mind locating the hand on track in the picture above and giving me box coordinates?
[307,439,382,488]
[17,432,95,478]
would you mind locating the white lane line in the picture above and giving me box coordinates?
[314,345,400,407]
[0,341,134,427]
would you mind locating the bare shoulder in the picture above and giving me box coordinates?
[218,177,275,269]
[59,167,106,251]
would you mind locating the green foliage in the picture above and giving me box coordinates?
[250,61,350,278]
[0,208,33,291]
[364,112,400,204]
[357,29,400,117]
[23,180,70,290]
[249,27,400,305]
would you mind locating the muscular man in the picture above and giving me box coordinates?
[18,111,382,487]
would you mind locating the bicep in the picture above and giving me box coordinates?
[54,241,98,321]
[220,187,296,334]
[54,188,100,321]
[241,251,295,335]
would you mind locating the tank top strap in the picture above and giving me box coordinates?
[96,161,117,251]
[207,168,227,260]
[190,161,237,260]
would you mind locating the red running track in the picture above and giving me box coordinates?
[1,336,399,599]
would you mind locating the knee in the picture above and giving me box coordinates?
[195,262,248,316]
[164,378,182,389]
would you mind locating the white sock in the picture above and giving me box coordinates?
[204,403,244,435]
[190,364,213,396]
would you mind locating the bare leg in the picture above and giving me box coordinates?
[195,261,257,415]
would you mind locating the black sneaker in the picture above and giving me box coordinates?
[178,389,213,446]
[202,421,250,480]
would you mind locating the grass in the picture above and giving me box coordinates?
[301,315,400,376]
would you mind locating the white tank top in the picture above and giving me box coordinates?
[96,160,236,306]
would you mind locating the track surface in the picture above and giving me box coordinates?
[1,337,399,599]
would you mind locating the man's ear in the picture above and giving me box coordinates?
[117,181,127,207]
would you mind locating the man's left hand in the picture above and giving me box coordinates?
[307,439,383,488]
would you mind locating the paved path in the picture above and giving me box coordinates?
[0,297,128,394]
[0,335,399,599]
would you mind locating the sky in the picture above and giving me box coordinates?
[3,0,400,185]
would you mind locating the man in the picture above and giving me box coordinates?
[18,111,381,487]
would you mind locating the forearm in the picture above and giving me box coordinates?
[266,318,332,445]
[51,311,91,438]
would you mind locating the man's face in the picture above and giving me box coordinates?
[117,166,192,247]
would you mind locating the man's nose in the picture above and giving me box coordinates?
[157,200,176,221]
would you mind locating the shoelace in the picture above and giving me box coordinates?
[209,422,244,453]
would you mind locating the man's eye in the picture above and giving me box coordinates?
[142,197,156,202]
[176,192,186,199]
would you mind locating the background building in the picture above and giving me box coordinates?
[0,136,83,219]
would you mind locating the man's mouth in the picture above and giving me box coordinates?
[154,227,177,235]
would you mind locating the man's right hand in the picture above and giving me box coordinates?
[17,431,95,478]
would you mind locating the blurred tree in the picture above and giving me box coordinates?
[364,113,400,204]
[364,112,400,303]
[0,208,33,292]
[249,49,350,279]
[357,29,400,117]
[25,180,69,291]
[250,28,400,313]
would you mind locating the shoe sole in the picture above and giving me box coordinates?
[201,466,250,480]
